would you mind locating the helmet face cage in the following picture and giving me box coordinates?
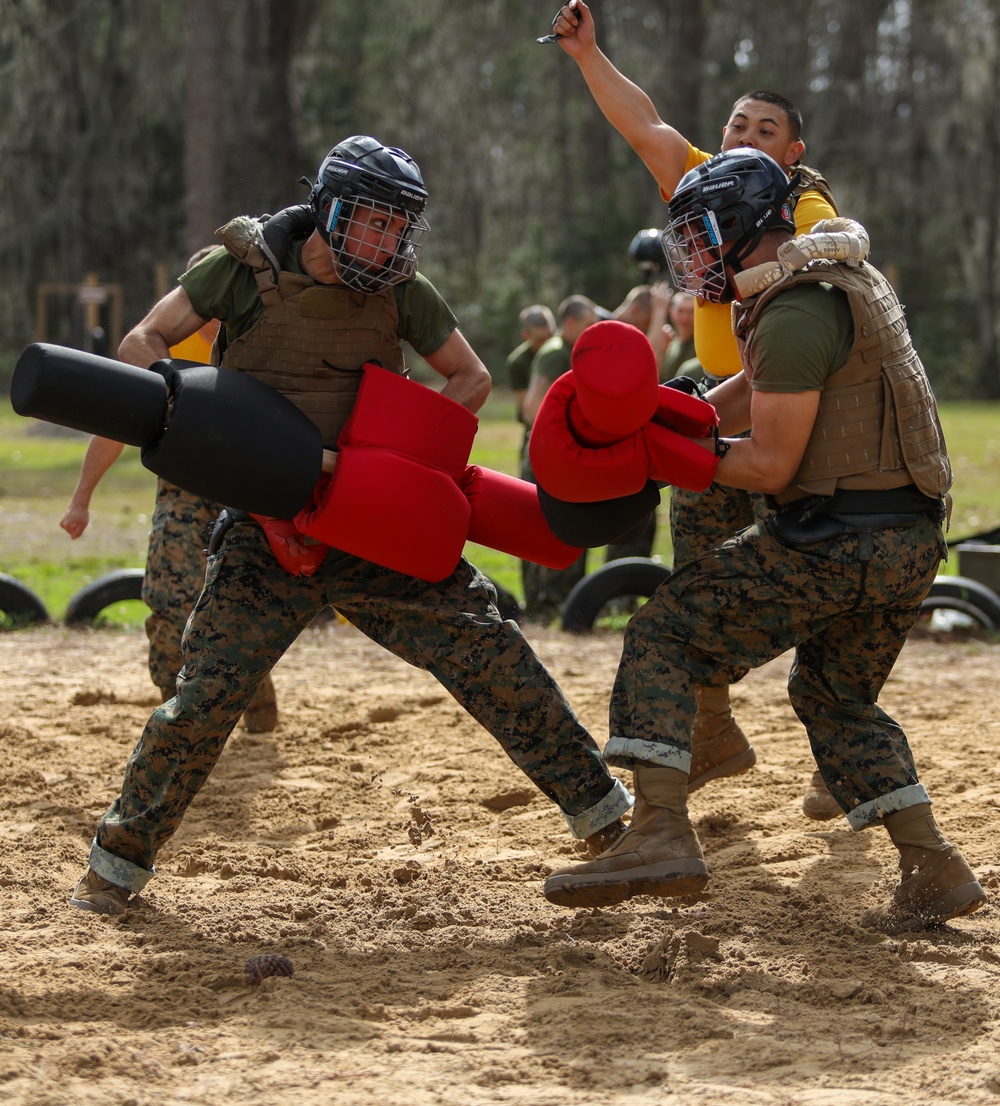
[661,210,730,303]
[318,190,430,292]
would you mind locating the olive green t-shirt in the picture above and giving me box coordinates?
[660,335,697,383]
[529,335,571,385]
[179,240,458,357]
[504,340,535,394]
[748,282,855,392]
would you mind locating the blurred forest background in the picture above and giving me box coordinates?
[1,0,997,397]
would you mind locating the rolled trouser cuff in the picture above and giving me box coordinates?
[603,736,691,774]
[846,784,931,831]
[88,838,156,893]
[563,777,633,839]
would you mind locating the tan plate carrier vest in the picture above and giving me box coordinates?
[734,260,952,504]
[794,164,838,215]
[216,215,406,449]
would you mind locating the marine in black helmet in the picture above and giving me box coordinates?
[544,149,985,937]
[69,136,633,917]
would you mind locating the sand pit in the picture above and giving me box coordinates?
[0,620,996,1105]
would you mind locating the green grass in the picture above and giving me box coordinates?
[936,403,1000,541]
[1,393,997,622]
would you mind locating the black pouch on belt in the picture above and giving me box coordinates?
[207,508,250,555]
[768,487,943,547]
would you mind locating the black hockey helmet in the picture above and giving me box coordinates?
[662,149,798,302]
[305,136,430,291]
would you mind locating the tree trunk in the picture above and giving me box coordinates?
[183,0,227,261]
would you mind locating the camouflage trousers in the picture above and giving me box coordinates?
[605,514,946,829]
[669,482,762,565]
[141,479,219,696]
[669,476,765,688]
[92,517,630,888]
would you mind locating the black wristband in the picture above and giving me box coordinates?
[714,432,732,460]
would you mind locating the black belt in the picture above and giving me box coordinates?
[767,486,945,547]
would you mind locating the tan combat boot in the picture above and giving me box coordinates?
[861,845,986,933]
[860,803,987,933]
[69,868,133,916]
[801,769,842,820]
[544,766,708,908]
[242,672,278,733]
[687,685,756,792]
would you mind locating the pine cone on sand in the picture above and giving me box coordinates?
[244,954,294,984]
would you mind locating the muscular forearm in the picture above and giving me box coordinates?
[707,388,820,495]
[703,374,751,437]
[426,329,492,414]
[438,367,491,414]
[576,45,658,136]
[118,286,208,369]
[71,437,126,502]
[576,52,690,190]
[711,436,796,496]
[118,325,172,369]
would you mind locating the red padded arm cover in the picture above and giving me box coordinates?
[250,515,329,577]
[293,362,477,582]
[295,453,471,583]
[338,362,478,477]
[651,383,719,439]
[642,422,719,493]
[462,465,583,570]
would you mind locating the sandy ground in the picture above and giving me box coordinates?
[0,618,997,1106]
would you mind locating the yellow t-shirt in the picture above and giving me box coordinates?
[666,144,838,378]
[168,322,219,365]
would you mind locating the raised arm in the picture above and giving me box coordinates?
[552,0,692,193]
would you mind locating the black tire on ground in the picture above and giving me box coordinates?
[561,557,671,634]
[64,568,147,626]
[0,573,49,627]
[946,525,1000,548]
[917,574,1000,631]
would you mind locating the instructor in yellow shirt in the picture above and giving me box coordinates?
[549,0,840,819]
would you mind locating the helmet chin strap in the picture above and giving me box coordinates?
[335,255,392,292]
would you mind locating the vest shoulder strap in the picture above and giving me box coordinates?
[794,163,838,215]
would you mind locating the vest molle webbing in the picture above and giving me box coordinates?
[734,260,951,504]
[216,212,406,449]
